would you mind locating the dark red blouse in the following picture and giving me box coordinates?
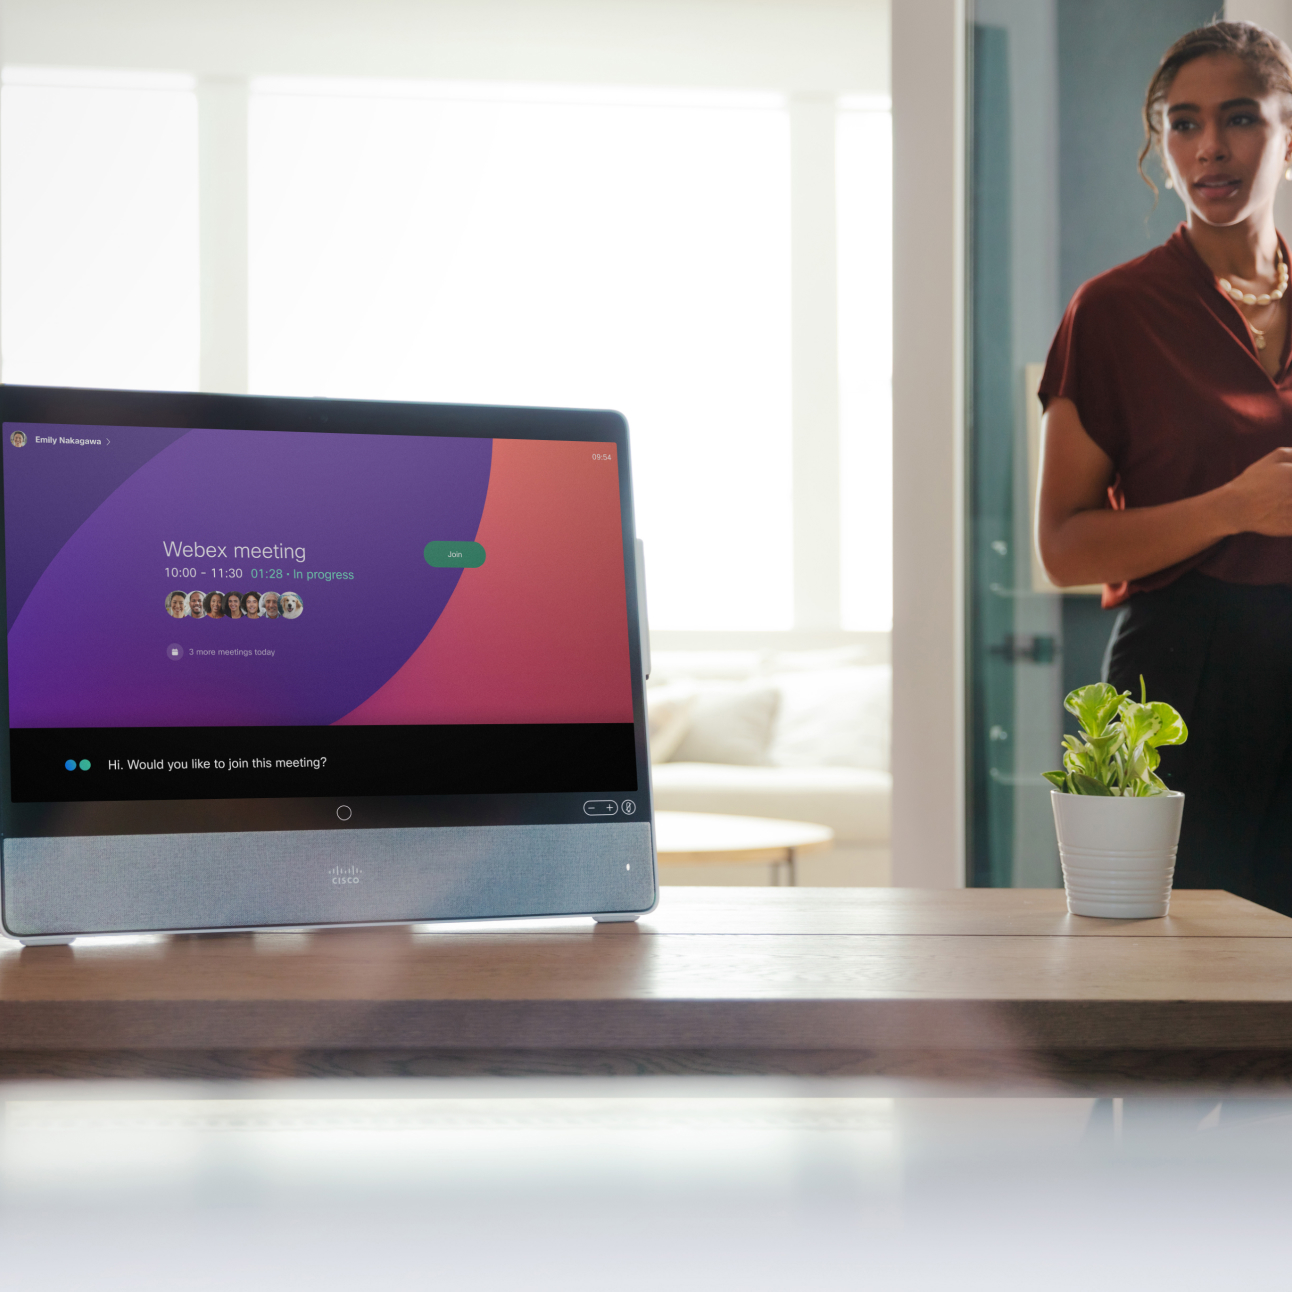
[1040,224,1292,607]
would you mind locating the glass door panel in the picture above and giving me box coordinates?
[966,0,1213,886]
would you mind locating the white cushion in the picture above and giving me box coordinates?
[766,664,891,771]
[648,650,762,684]
[668,683,779,766]
[650,762,891,844]
[645,682,696,764]
[761,644,877,673]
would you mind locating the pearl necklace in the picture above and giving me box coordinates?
[1218,247,1289,350]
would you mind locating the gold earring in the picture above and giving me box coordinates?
[1285,164,1292,180]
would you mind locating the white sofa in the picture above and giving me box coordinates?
[646,648,891,885]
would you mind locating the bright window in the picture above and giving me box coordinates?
[249,81,793,631]
[0,69,199,391]
[0,70,893,638]
[837,102,893,632]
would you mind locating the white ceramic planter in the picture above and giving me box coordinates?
[1050,790,1184,918]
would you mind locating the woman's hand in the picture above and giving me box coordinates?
[1215,447,1292,536]
[1037,397,1249,586]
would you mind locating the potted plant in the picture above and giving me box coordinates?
[1043,678,1188,918]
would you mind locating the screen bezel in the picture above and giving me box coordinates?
[0,383,651,844]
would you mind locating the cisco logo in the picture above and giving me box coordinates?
[328,864,363,886]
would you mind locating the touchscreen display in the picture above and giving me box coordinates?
[3,423,636,803]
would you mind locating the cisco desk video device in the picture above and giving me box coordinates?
[0,385,656,940]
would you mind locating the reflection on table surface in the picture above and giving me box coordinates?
[0,1078,1286,1289]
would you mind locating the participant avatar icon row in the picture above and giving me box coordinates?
[165,589,303,620]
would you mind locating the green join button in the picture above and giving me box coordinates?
[424,540,486,569]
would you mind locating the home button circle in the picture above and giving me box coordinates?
[336,805,353,822]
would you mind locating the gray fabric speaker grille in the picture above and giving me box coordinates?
[2,822,656,935]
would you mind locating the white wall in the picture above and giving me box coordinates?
[890,0,965,887]
[1226,1,1292,232]
[1227,0,1292,38]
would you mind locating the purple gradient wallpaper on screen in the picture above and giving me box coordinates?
[2,423,633,729]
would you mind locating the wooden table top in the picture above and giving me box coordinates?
[654,811,833,865]
[3,887,1292,1089]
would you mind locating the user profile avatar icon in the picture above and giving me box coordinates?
[9,431,26,448]
[280,591,304,620]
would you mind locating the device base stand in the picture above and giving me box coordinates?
[17,936,76,946]
[592,914,641,923]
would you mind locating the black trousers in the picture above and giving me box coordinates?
[1102,573,1292,915]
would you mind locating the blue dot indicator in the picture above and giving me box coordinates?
[78,759,91,771]
[64,759,76,771]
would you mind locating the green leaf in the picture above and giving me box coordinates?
[1085,729,1125,762]
[1123,773,1168,797]
[1064,683,1124,738]
[1146,701,1187,748]
[1042,770,1068,792]
[1070,772,1114,796]
[1117,699,1162,752]
[1055,679,1182,798]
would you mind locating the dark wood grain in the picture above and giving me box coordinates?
[3,1047,1292,1093]
[370,887,1285,937]
[632,886,1292,937]
[3,888,1291,1086]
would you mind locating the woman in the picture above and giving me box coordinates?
[226,592,244,621]
[244,591,261,619]
[166,590,186,619]
[1037,21,1292,914]
[204,591,226,620]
